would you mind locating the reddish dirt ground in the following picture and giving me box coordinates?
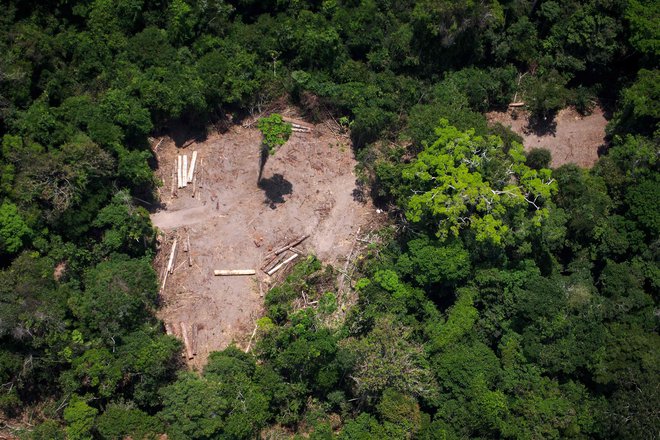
[150,114,380,369]
[487,106,608,168]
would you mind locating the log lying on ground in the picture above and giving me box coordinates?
[171,160,177,197]
[282,116,313,129]
[274,234,309,255]
[508,102,525,107]
[180,322,194,359]
[214,269,256,276]
[167,238,178,275]
[263,255,285,274]
[267,253,298,276]
[160,238,178,292]
[177,155,183,189]
[187,151,198,183]
[191,323,198,356]
[182,155,188,188]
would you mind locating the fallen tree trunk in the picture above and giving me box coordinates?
[167,238,178,275]
[214,269,256,276]
[282,116,313,129]
[171,160,177,197]
[177,155,183,189]
[180,322,194,359]
[191,323,198,356]
[187,151,198,183]
[274,234,309,255]
[182,155,188,188]
[267,253,298,276]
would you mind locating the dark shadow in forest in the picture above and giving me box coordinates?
[258,174,293,209]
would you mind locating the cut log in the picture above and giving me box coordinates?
[282,116,313,129]
[261,253,283,272]
[191,323,198,356]
[182,155,188,188]
[245,323,258,353]
[178,155,183,188]
[264,255,285,274]
[164,322,173,335]
[267,253,298,276]
[292,127,311,133]
[160,238,177,291]
[214,269,256,276]
[187,151,198,183]
[508,102,525,107]
[274,234,309,255]
[192,175,197,198]
[171,160,177,197]
[167,238,178,275]
[180,322,194,359]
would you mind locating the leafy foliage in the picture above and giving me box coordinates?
[0,1,657,439]
[257,113,292,155]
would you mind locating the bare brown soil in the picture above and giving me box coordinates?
[150,114,380,369]
[487,106,608,168]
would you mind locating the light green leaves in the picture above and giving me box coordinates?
[402,119,557,244]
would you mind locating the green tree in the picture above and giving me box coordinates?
[402,120,557,244]
[69,256,158,338]
[63,395,98,440]
[93,191,155,256]
[340,316,438,403]
[0,201,31,254]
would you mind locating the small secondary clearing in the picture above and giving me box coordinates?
[487,106,608,168]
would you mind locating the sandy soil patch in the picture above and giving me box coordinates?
[487,106,608,168]
[150,116,380,368]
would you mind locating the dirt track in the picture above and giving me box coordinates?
[150,117,379,368]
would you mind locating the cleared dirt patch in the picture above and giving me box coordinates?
[150,116,380,368]
[487,106,608,168]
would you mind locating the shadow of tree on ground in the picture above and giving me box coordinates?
[258,174,293,209]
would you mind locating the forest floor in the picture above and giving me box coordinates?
[487,106,608,168]
[149,112,381,369]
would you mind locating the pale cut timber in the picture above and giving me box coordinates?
[187,151,198,183]
[214,269,256,276]
[191,323,198,356]
[167,239,178,275]
[177,155,183,189]
[267,253,298,276]
[508,102,526,107]
[282,116,313,129]
[171,160,177,197]
[180,322,194,359]
[182,155,188,188]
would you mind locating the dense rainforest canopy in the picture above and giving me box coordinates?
[0,0,658,438]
